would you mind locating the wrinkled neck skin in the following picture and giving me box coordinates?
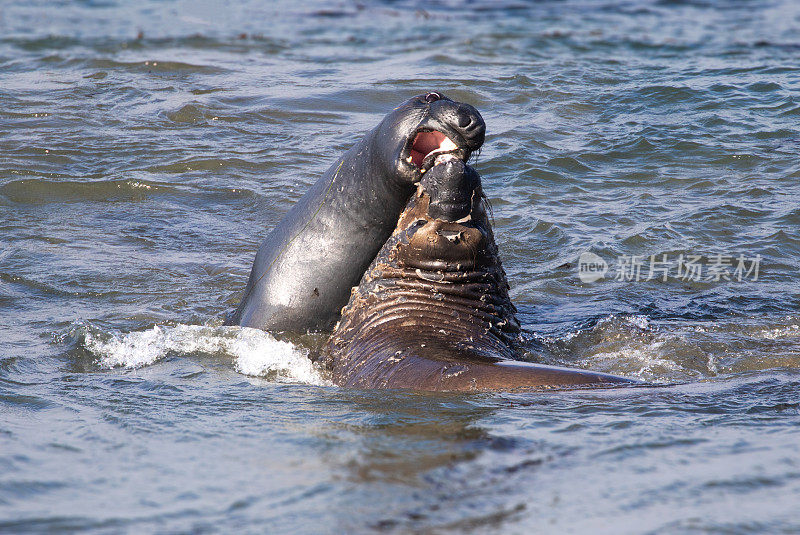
[323,176,523,388]
[380,186,521,349]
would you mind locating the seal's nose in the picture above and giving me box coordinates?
[418,94,486,152]
[420,159,480,222]
[457,109,472,128]
[454,104,485,148]
[428,101,484,152]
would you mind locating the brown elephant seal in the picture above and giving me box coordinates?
[228,92,486,332]
[321,157,637,391]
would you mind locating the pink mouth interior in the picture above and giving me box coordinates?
[410,131,458,168]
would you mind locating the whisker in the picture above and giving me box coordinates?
[482,190,495,227]
[469,147,482,165]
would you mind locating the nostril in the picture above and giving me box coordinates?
[425,92,441,103]
[456,105,479,129]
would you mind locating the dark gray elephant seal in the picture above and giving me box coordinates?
[229,93,486,332]
[322,158,637,391]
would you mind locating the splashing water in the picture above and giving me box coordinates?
[81,324,331,386]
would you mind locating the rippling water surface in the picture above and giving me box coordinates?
[2,1,800,532]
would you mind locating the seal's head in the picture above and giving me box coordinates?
[372,92,486,186]
[394,156,495,273]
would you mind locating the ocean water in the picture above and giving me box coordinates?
[2,1,800,533]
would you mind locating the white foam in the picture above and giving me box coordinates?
[82,324,331,386]
[757,324,800,340]
[578,342,687,383]
[538,314,699,382]
[624,315,651,330]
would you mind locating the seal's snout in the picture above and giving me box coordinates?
[420,159,480,222]
[458,104,486,150]
[429,100,485,152]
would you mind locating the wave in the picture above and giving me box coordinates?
[529,313,800,383]
[75,323,330,386]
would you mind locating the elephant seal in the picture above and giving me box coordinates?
[321,158,637,391]
[229,92,486,332]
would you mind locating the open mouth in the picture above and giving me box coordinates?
[407,130,466,174]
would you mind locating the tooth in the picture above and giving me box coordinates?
[440,137,457,151]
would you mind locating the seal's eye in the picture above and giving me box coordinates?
[424,92,441,103]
